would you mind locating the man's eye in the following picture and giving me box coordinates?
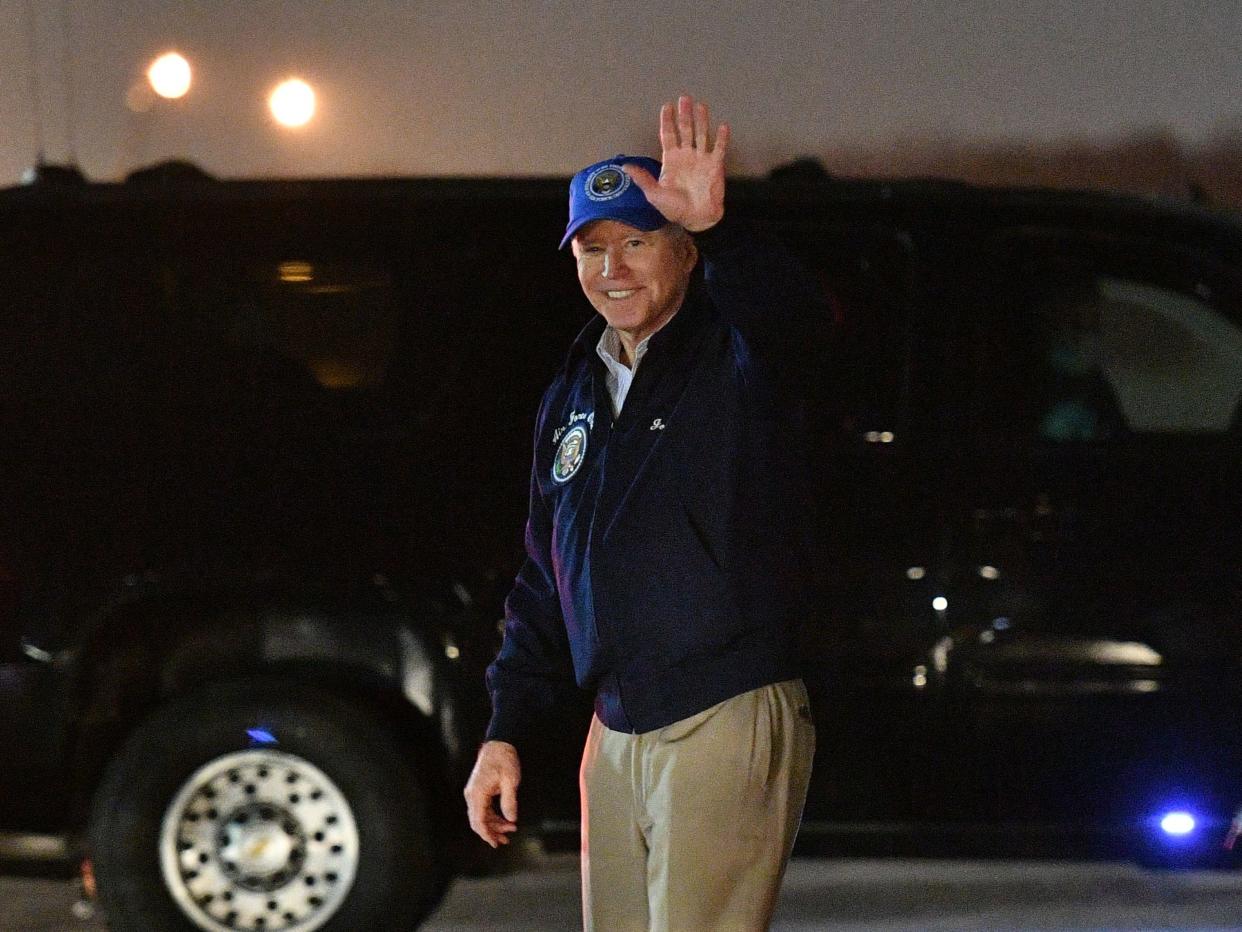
[627,239,644,247]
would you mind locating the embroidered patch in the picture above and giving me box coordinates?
[585,165,630,201]
[552,423,589,484]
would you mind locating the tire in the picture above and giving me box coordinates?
[89,678,445,931]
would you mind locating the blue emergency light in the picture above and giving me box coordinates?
[1159,811,1196,837]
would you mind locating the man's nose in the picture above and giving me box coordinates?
[601,250,625,279]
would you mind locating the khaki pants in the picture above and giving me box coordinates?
[579,678,815,932]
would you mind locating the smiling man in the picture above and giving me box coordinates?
[465,95,826,931]
[572,219,696,364]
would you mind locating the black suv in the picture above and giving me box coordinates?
[1,165,1240,930]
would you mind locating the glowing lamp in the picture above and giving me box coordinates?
[147,52,192,99]
[270,79,316,127]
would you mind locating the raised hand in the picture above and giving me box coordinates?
[623,95,729,233]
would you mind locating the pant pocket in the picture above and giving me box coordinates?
[656,695,731,743]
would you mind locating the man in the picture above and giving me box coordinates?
[465,95,824,931]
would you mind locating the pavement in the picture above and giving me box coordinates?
[6,855,1242,930]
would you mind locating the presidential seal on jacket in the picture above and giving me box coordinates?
[552,423,588,483]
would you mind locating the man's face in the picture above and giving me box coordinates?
[570,220,698,344]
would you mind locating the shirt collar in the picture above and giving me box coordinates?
[595,326,653,373]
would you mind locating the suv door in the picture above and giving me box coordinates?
[936,228,1242,833]
[790,221,956,831]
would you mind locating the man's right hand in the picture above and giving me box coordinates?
[464,740,521,848]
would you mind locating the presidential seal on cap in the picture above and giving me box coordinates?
[585,164,630,200]
[560,154,667,249]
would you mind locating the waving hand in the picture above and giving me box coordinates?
[623,95,730,233]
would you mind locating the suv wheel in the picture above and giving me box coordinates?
[89,680,445,931]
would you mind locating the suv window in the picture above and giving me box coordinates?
[967,236,1242,444]
[178,256,399,392]
[1094,277,1241,434]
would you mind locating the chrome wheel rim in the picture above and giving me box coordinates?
[159,749,360,932]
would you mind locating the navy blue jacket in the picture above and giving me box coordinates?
[485,219,828,747]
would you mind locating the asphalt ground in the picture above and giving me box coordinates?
[6,854,1242,930]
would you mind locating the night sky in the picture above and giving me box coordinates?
[2,0,1239,185]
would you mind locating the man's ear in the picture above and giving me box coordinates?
[683,238,699,272]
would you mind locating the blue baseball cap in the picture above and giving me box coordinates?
[559,155,667,249]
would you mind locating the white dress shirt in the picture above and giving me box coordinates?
[595,327,653,418]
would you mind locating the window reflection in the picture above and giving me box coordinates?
[980,269,1242,442]
[257,259,397,390]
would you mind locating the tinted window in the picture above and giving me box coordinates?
[177,256,399,392]
[1093,277,1241,434]
[967,237,1242,443]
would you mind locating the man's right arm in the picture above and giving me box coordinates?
[465,402,573,846]
[483,447,573,747]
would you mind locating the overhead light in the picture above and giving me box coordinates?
[148,51,192,99]
[270,78,316,128]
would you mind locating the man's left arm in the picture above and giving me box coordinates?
[693,218,831,380]
[624,95,832,389]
